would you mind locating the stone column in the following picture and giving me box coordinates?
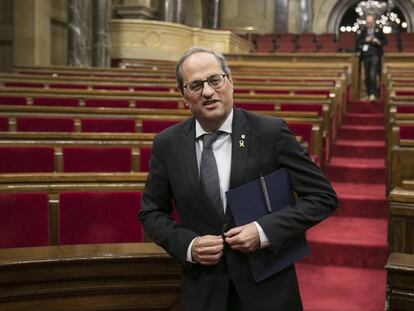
[13,0,51,66]
[274,0,288,33]
[159,0,175,22]
[202,0,220,29]
[300,0,312,33]
[68,0,93,66]
[93,0,111,67]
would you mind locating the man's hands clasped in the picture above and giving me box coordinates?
[191,223,261,265]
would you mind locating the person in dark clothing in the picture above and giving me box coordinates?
[356,14,387,101]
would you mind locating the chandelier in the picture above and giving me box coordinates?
[355,0,394,18]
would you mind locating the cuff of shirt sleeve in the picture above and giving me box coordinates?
[254,221,270,249]
[186,237,198,263]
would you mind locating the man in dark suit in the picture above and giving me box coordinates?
[139,47,338,310]
[356,14,387,101]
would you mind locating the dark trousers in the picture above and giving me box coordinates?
[362,54,380,97]
[227,279,244,311]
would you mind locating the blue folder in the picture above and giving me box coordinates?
[226,168,309,283]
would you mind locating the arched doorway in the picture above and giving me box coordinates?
[326,0,414,34]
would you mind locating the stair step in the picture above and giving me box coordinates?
[338,125,385,140]
[347,100,384,114]
[297,263,386,311]
[343,113,384,126]
[332,139,385,158]
[325,157,385,183]
[302,216,388,269]
[332,182,387,218]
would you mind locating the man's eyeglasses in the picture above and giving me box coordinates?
[184,74,228,96]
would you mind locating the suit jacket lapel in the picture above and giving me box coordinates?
[230,108,250,189]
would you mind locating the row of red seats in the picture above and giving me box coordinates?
[0,146,152,173]
[0,191,143,248]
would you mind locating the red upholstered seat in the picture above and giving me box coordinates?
[235,102,275,111]
[84,98,130,108]
[0,117,8,131]
[4,82,44,88]
[59,191,143,244]
[63,147,132,172]
[0,192,49,248]
[0,96,27,105]
[93,85,130,91]
[295,89,330,97]
[280,103,323,116]
[50,84,87,89]
[400,125,414,140]
[81,118,136,133]
[141,119,180,133]
[139,147,152,172]
[135,99,179,109]
[33,97,79,107]
[134,86,171,92]
[0,147,55,173]
[16,117,75,132]
[233,89,250,94]
[395,91,414,96]
[255,89,290,95]
[396,106,414,114]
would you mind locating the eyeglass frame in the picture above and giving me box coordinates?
[183,74,228,95]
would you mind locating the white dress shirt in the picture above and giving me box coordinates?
[186,109,269,262]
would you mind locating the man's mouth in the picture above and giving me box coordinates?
[203,99,220,106]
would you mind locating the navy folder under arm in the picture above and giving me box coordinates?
[226,168,309,283]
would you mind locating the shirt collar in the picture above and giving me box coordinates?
[195,108,233,139]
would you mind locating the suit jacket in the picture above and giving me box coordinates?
[356,27,387,58]
[139,107,338,311]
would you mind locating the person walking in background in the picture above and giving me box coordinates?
[356,14,387,101]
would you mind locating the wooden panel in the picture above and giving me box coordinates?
[0,243,181,311]
[389,195,414,254]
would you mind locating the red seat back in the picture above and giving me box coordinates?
[400,125,414,140]
[287,123,313,153]
[135,100,179,109]
[50,84,87,90]
[134,86,171,92]
[280,103,323,116]
[396,106,414,114]
[0,192,49,248]
[93,85,129,91]
[141,119,180,133]
[0,117,8,131]
[81,118,136,133]
[235,102,275,111]
[59,191,143,244]
[16,117,75,132]
[0,96,27,105]
[0,147,55,173]
[5,82,44,88]
[33,97,79,107]
[84,99,130,108]
[139,147,152,172]
[63,147,132,172]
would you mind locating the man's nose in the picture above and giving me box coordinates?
[202,81,215,97]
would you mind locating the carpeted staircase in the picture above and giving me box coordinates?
[297,98,388,311]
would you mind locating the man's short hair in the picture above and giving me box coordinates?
[175,47,232,93]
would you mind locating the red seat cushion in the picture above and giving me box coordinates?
[134,86,170,92]
[84,99,130,108]
[0,147,55,173]
[59,191,143,244]
[395,91,414,96]
[280,103,323,116]
[50,84,87,90]
[63,147,132,172]
[0,192,49,248]
[135,100,179,109]
[0,96,27,105]
[235,102,275,111]
[33,97,79,107]
[93,85,130,91]
[287,123,313,153]
[4,82,44,88]
[141,119,180,133]
[139,147,152,172]
[396,106,414,113]
[255,89,290,95]
[295,90,330,97]
[400,125,414,140]
[16,117,75,132]
[81,118,136,133]
[0,117,8,131]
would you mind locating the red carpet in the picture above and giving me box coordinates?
[297,98,387,310]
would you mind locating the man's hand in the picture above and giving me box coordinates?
[191,235,224,265]
[224,223,260,253]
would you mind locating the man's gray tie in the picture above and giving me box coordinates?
[200,132,224,219]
